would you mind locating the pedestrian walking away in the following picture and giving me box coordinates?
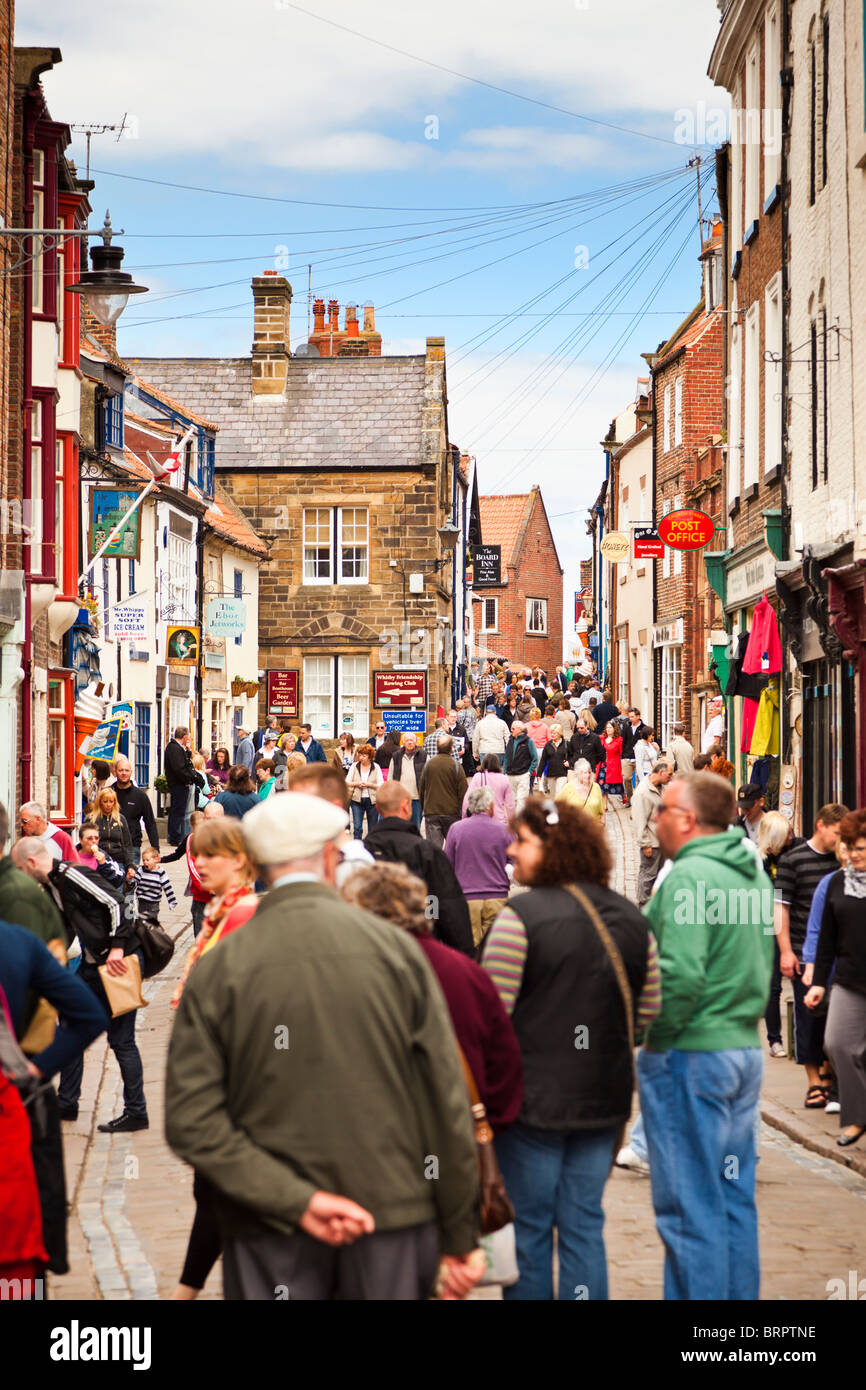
[638,773,774,1301]
[165,793,482,1301]
[444,786,512,950]
[630,760,674,906]
[481,796,659,1300]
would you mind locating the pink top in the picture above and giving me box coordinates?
[461,771,515,827]
[525,719,550,751]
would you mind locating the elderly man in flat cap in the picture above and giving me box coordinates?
[165,793,482,1301]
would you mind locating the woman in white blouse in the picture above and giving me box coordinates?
[634,728,660,783]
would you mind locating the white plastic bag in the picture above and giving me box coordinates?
[477,1223,519,1287]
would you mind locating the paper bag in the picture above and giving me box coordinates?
[97,954,147,1017]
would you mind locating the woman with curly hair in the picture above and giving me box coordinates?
[481,795,660,1301]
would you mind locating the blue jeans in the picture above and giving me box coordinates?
[637,1048,763,1300]
[410,799,422,829]
[494,1122,619,1300]
[351,798,379,839]
[629,1112,648,1163]
[57,958,147,1119]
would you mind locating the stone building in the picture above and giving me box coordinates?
[130,274,461,744]
[475,487,564,676]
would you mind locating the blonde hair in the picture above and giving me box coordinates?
[192,752,207,771]
[757,810,790,860]
[285,751,307,773]
[529,706,541,720]
[582,709,597,731]
[96,788,121,823]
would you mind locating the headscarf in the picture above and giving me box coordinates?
[171,882,255,1008]
[842,864,866,899]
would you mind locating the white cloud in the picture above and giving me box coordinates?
[19,0,728,174]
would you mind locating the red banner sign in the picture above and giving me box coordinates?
[658,509,716,551]
[267,669,299,717]
[633,527,665,560]
[373,670,427,708]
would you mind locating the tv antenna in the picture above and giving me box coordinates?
[70,115,130,180]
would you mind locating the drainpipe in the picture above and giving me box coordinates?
[20,119,35,802]
[779,0,793,769]
[650,383,659,734]
[195,518,205,751]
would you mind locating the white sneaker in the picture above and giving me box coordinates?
[824,1099,841,1114]
[616,1144,650,1175]
[769,1042,786,1058]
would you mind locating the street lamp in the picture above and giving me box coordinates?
[437,519,460,551]
[67,212,148,326]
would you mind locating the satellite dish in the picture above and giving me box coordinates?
[294,342,320,358]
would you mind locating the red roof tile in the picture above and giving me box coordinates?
[205,487,269,557]
[478,493,533,566]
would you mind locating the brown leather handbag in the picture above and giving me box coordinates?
[458,1047,514,1235]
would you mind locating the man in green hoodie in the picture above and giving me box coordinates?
[637,772,773,1301]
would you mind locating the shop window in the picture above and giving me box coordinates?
[135,703,151,787]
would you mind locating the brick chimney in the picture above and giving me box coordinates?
[82,301,119,358]
[251,271,292,395]
[360,302,382,357]
[312,298,325,333]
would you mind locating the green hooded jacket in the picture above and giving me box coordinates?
[644,829,774,1052]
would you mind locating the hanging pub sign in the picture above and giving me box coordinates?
[87,488,142,561]
[266,669,299,718]
[472,545,501,587]
[166,625,200,667]
[207,597,246,638]
[374,670,427,707]
[633,527,665,561]
[659,508,716,551]
[600,531,630,563]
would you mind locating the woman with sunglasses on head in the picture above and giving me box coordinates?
[481,795,660,1300]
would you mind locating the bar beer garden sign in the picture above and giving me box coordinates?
[267,670,299,718]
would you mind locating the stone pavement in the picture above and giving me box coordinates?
[47,808,866,1301]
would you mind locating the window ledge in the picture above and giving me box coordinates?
[742,482,759,502]
[744,220,759,247]
[763,464,782,486]
[731,251,742,281]
[728,497,741,519]
[763,185,781,215]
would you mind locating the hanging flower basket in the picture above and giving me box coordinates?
[243,681,260,698]
[231,678,246,696]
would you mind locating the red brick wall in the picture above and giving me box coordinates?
[654,309,724,730]
[483,491,564,675]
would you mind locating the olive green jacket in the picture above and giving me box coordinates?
[165,880,480,1252]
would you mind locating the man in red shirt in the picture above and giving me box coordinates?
[18,802,79,864]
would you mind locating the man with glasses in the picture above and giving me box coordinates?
[638,773,773,1300]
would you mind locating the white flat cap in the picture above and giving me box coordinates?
[243,792,347,864]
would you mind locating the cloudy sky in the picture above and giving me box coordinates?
[19,0,729,623]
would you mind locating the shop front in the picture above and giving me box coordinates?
[652,617,684,753]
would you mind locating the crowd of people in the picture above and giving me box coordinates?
[1,656,864,1302]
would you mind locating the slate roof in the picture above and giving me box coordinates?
[124,355,428,471]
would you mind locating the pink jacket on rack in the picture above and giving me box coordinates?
[742,595,782,675]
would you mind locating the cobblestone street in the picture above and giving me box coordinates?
[48,807,866,1302]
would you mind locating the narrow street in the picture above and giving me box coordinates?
[49,805,866,1303]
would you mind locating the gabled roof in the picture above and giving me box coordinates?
[124,355,428,470]
[478,494,533,567]
[128,376,219,433]
[479,486,563,574]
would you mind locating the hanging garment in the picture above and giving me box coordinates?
[749,756,772,794]
[741,697,760,754]
[750,682,780,757]
[742,596,782,675]
[725,631,769,701]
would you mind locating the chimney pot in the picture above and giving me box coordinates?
[345,304,359,337]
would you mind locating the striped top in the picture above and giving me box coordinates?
[482,904,661,1038]
[134,866,178,914]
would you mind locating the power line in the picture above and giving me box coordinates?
[281,3,703,152]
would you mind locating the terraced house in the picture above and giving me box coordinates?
[131,274,466,743]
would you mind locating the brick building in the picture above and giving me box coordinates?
[475,487,564,676]
[602,382,654,720]
[644,221,724,751]
[0,47,90,826]
[130,274,462,745]
[708,0,786,805]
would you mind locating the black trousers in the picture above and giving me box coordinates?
[765,940,782,1046]
[222,1221,439,1301]
[180,1171,222,1290]
[167,784,189,845]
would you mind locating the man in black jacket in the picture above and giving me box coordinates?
[365,781,473,955]
[567,718,605,776]
[619,709,651,810]
[13,839,148,1132]
[387,735,427,828]
[111,755,159,865]
[163,726,200,846]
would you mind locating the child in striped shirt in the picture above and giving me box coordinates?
[135,847,178,920]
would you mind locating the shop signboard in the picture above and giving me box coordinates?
[600,531,629,563]
[87,488,142,561]
[112,604,147,642]
[472,545,501,587]
[633,527,665,560]
[83,716,124,764]
[166,625,200,667]
[658,509,715,551]
[207,597,246,637]
[373,670,427,707]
